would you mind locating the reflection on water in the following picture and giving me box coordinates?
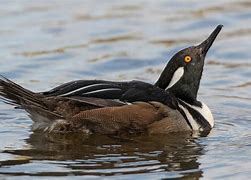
[1,133,203,179]
[1,0,251,179]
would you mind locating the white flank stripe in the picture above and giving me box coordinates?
[166,67,184,89]
[59,83,116,96]
[82,88,122,95]
[178,103,200,130]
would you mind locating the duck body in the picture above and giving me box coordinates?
[42,80,178,109]
[41,79,214,133]
[0,25,222,135]
[0,77,190,135]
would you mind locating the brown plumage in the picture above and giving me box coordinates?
[0,76,190,135]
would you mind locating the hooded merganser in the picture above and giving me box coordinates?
[0,25,222,135]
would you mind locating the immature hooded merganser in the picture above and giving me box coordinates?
[0,25,222,135]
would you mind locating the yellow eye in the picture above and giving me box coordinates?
[184,55,192,63]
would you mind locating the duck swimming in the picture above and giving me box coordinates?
[0,25,222,135]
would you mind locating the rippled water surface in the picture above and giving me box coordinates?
[1,0,251,179]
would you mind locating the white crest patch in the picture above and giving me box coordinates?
[166,67,184,89]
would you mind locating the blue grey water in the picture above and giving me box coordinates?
[0,0,251,179]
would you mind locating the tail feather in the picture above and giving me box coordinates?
[0,95,18,106]
[0,76,64,131]
[0,76,45,108]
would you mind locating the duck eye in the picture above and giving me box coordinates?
[184,55,192,63]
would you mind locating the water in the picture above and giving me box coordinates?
[0,0,251,179]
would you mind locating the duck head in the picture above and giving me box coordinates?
[155,25,223,105]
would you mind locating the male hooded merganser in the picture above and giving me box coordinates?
[0,25,222,135]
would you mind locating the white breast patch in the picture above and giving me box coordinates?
[178,103,200,130]
[179,100,214,129]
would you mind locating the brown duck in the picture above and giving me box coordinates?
[0,25,222,135]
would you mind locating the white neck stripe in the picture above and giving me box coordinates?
[166,67,184,89]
